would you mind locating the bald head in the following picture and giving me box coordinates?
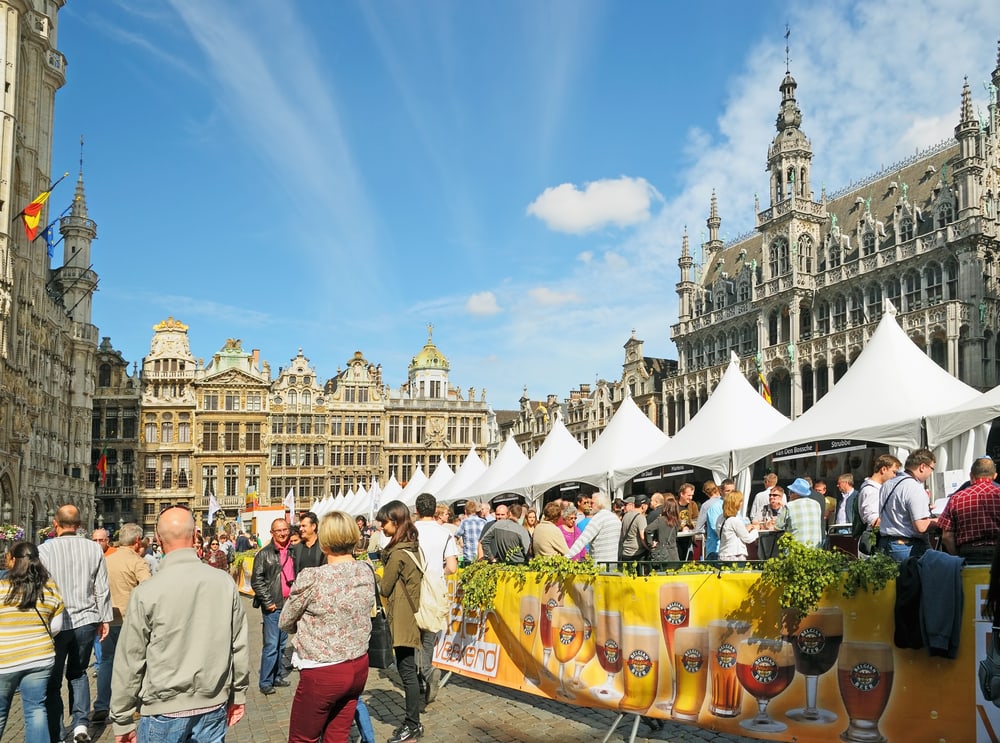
[157,507,196,553]
[54,504,81,530]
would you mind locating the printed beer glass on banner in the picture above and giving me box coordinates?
[566,583,596,694]
[654,581,690,712]
[538,582,563,679]
[736,638,796,734]
[592,610,624,703]
[671,627,709,722]
[708,619,751,717]
[838,642,894,743]
[550,605,585,700]
[784,607,843,723]
[519,595,541,685]
[620,625,660,713]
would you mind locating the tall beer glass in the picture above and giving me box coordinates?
[654,582,690,712]
[708,619,751,717]
[519,595,541,685]
[538,582,563,679]
[736,638,796,734]
[592,609,624,703]
[838,642,893,743]
[566,583,596,693]
[620,625,660,713]
[671,627,709,721]
[784,607,843,723]
[550,605,585,699]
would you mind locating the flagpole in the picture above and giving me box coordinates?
[11,171,70,222]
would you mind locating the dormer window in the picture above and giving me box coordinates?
[862,232,876,256]
[900,217,914,242]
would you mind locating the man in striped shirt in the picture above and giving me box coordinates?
[565,491,620,564]
[38,504,113,743]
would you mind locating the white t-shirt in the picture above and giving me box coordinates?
[414,520,459,581]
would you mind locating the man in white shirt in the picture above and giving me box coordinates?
[747,473,779,521]
[859,454,902,528]
[566,491,620,563]
[413,492,458,706]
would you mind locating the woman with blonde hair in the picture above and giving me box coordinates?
[717,490,759,561]
[280,512,375,742]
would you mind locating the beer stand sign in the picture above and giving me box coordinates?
[433,569,989,743]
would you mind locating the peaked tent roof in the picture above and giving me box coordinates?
[462,434,531,502]
[535,396,669,494]
[925,386,1000,447]
[401,458,454,507]
[398,466,428,505]
[435,447,488,504]
[484,420,587,499]
[615,353,791,487]
[733,309,981,472]
[379,472,403,504]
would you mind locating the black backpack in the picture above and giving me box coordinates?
[850,486,868,539]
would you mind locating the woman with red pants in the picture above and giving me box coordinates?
[280,512,374,742]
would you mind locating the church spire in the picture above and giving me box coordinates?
[766,35,813,207]
[707,190,721,243]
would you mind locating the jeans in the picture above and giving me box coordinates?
[287,655,368,743]
[259,609,287,690]
[94,624,122,713]
[879,537,928,563]
[354,697,376,743]
[0,665,51,743]
[47,623,98,741]
[419,629,438,679]
[136,704,227,743]
[394,646,421,728]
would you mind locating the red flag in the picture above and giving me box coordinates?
[22,190,51,241]
[96,449,108,486]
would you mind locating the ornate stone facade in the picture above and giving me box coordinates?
[0,2,98,530]
[662,49,1000,432]
[91,338,140,526]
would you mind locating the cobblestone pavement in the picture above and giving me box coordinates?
[2,596,759,743]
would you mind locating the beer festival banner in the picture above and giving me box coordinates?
[433,568,998,742]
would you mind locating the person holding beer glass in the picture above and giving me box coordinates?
[782,606,843,723]
[735,638,796,733]
[717,491,758,561]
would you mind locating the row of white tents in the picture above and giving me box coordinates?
[310,303,1000,517]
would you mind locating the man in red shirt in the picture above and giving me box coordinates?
[938,457,1000,563]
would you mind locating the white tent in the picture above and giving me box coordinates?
[461,434,531,502]
[732,307,981,472]
[534,397,668,496]
[925,387,1000,448]
[483,420,585,502]
[398,466,428,505]
[434,446,488,504]
[401,458,454,507]
[379,472,403,504]
[614,352,791,487]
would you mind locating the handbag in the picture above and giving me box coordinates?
[980,626,1000,707]
[365,563,394,669]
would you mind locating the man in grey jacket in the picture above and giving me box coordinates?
[110,506,249,742]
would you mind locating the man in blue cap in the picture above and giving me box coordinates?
[782,478,825,549]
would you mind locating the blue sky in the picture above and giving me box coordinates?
[50,0,1000,409]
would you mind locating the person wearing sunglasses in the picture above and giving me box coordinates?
[202,540,228,572]
[250,520,296,695]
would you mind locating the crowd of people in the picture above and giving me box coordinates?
[2,448,998,742]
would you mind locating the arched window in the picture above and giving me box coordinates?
[862,231,876,256]
[828,238,841,269]
[769,238,790,277]
[798,234,814,272]
[99,364,112,387]
[925,263,943,304]
[945,258,959,299]
[716,334,726,363]
[302,391,311,407]
[937,202,954,228]
[900,217,914,242]
[705,290,714,314]
[693,342,704,369]
[849,290,865,325]
[740,325,755,354]
[904,270,921,310]
[867,284,883,322]
[768,311,780,346]
[800,305,813,338]
[885,278,901,311]
[738,280,751,303]
[728,329,739,354]
[832,294,847,330]
[716,288,727,310]
[817,301,830,335]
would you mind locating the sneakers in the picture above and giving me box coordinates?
[387,723,424,742]
[259,686,275,695]
[425,668,441,704]
[273,677,291,688]
[72,725,91,743]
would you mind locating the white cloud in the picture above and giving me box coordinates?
[526,176,660,234]
[466,291,501,316]
[577,251,593,263]
[528,287,580,306]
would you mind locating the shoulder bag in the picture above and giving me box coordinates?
[365,562,394,669]
[980,626,1000,707]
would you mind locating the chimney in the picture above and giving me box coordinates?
[252,348,260,370]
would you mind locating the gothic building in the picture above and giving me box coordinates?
[0,2,98,531]
[91,337,139,526]
[662,47,1000,432]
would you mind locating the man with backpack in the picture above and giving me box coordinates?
[876,449,938,562]
[412,493,458,706]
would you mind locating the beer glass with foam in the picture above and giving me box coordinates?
[708,619,751,717]
[783,607,843,723]
[519,595,541,685]
[671,627,709,722]
[550,605,585,699]
[539,582,563,677]
[566,583,596,693]
[592,610,624,703]
[620,625,660,713]
[736,638,796,734]
[837,642,893,743]
[654,582,690,712]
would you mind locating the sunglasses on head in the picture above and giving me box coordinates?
[158,504,192,516]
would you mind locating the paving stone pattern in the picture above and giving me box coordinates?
[2,596,760,743]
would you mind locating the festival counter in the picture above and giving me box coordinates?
[432,566,998,743]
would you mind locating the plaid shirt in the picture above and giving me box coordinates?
[936,479,1000,549]
[782,498,824,549]
[455,515,486,562]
